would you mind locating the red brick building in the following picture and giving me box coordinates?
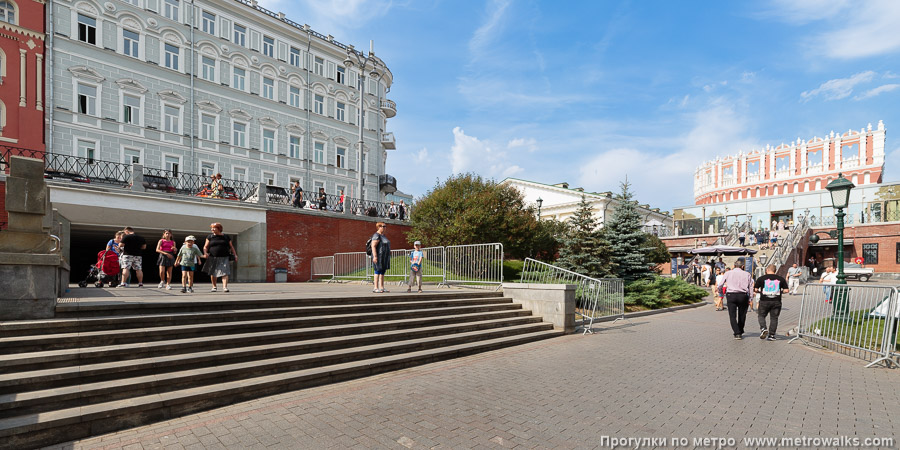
[0,0,44,152]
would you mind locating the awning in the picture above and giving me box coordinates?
[808,239,854,247]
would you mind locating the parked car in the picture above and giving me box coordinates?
[44,170,90,183]
[841,263,875,282]
[244,185,290,205]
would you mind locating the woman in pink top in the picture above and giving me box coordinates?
[156,229,176,289]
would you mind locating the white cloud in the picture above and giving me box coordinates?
[801,71,876,101]
[449,127,523,179]
[468,0,511,57]
[413,147,430,164]
[507,137,537,152]
[759,0,851,24]
[257,0,395,38]
[854,84,900,100]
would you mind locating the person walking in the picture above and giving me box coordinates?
[370,222,391,293]
[738,230,746,247]
[291,182,304,208]
[118,227,146,288]
[754,264,789,340]
[820,267,837,302]
[174,236,203,293]
[317,187,327,210]
[786,263,802,295]
[691,260,701,285]
[720,260,754,339]
[156,229,176,290]
[406,241,424,293]
[202,223,237,293]
[701,262,711,288]
[712,267,725,311]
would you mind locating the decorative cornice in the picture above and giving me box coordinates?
[229,109,252,121]
[333,137,351,146]
[258,116,280,128]
[158,90,187,104]
[196,100,223,113]
[68,66,105,83]
[0,21,45,40]
[116,78,148,94]
[285,124,305,134]
[311,130,329,140]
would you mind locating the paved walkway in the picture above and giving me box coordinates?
[50,286,899,450]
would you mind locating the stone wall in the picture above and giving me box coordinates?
[0,179,6,226]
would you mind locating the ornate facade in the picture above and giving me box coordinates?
[0,0,45,151]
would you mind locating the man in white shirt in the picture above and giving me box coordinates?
[820,267,838,302]
[786,263,802,295]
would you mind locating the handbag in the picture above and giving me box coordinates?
[228,250,235,261]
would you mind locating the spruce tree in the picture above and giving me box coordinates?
[606,179,653,281]
[556,195,614,278]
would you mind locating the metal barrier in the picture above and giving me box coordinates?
[790,283,898,368]
[310,256,334,281]
[443,243,504,288]
[418,246,446,283]
[332,252,371,282]
[520,258,625,334]
[385,249,411,284]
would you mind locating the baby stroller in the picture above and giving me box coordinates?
[78,250,121,288]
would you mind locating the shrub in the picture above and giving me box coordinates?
[503,259,524,281]
[625,276,708,310]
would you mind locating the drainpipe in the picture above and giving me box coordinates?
[304,28,311,192]
[188,1,196,174]
[46,0,55,154]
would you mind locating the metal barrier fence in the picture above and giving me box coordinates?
[333,252,370,282]
[443,243,504,288]
[385,249,411,284]
[310,256,334,281]
[419,246,446,283]
[790,283,898,368]
[520,258,625,334]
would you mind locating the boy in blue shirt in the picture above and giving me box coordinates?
[406,241,424,293]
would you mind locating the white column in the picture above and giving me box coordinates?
[800,140,807,173]
[19,49,26,107]
[822,138,830,171]
[35,54,43,111]
[834,135,842,170]
[859,130,865,162]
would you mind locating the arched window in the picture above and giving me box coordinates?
[0,0,15,24]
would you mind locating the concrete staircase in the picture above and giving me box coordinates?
[0,291,562,449]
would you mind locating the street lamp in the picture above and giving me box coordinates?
[809,172,854,318]
[536,197,543,219]
[343,47,384,205]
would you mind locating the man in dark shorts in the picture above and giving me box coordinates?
[754,264,789,340]
[118,226,146,288]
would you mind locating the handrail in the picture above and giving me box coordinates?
[765,215,809,273]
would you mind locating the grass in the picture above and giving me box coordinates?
[809,309,899,352]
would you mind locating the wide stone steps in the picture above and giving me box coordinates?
[0,291,563,449]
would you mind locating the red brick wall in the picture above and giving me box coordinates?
[266,210,413,282]
[809,224,900,274]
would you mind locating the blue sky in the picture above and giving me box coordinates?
[258,0,900,211]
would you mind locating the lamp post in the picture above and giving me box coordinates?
[810,173,854,318]
[343,47,384,205]
[536,197,543,219]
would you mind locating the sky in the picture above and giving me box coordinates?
[257,0,900,211]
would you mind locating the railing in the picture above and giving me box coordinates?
[715,222,740,245]
[443,243,504,288]
[765,214,809,274]
[310,256,334,280]
[841,157,860,169]
[790,283,898,368]
[333,252,370,281]
[0,145,46,173]
[520,258,625,334]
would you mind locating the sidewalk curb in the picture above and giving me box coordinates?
[593,300,710,323]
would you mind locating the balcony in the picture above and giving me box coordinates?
[379,174,397,194]
[381,99,396,118]
[381,132,396,150]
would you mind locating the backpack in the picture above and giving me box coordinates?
[366,236,376,256]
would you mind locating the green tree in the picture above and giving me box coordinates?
[606,179,653,281]
[643,233,672,273]
[556,195,614,278]
[409,173,539,258]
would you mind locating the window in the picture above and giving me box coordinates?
[233,167,246,181]
[336,66,345,84]
[163,0,179,21]
[123,0,140,6]
[233,24,246,47]
[200,114,216,140]
[263,171,275,186]
[123,29,139,58]
[124,148,141,164]
[314,180,324,191]
[201,11,215,35]
[232,67,246,91]
[164,43,180,70]
[201,56,216,81]
[807,151,822,167]
[289,86,301,108]
[262,77,274,100]
[336,102,345,122]
[314,141,324,164]
[77,140,96,164]
[896,242,900,265]
[357,108,365,127]
[314,94,324,115]
[200,161,216,177]
[77,14,97,45]
[262,129,275,153]
[163,105,180,134]
[77,83,97,115]
[336,147,346,169]
[289,47,301,67]
[0,1,14,24]
[841,143,858,161]
[289,136,300,158]
[164,155,180,177]
[862,243,879,265]
[122,95,141,124]
[232,121,246,147]
[262,36,274,57]
[314,57,324,76]
[746,161,759,175]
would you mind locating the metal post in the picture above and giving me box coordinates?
[833,207,849,318]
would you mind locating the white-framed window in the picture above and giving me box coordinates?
[336,102,345,122]
[123,29,139,58]
[123,147,142,164]
[232,166,246,181]
[163,0,179,21]
[314,141,325,164]
[232,121,246,147]
[77,139,96,163]
[314,94,324,115]
[163,104,180,134]
[164,43,180,70]
[314,57,324,76]
[314,180,324,191]
[262,77,274,100]
[262,171,275,186]
[201,56,216,82]
[336,66,345,84]
[200,113,216,141]
[200,161,216,177]
[0,0,15,24]
[289,135,301,159]
[77,13,97,45]
[336,147,346,169]
[76,83,98,116]
[289,86,301,108]
[262,35,274,57]
[336,184,347,198]
[164,154,180,176]
[122,94,141,125]
[262,128,275,153]
[201,11,215,35]
[232,67,246,91]
[233,24,246,47]
[289,47,301,67]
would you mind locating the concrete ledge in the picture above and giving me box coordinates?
[502,283,575,333]
[594,300,709,323]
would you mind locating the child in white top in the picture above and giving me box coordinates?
[406,241,424,293]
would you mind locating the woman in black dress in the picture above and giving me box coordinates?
[202,222,238,292]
